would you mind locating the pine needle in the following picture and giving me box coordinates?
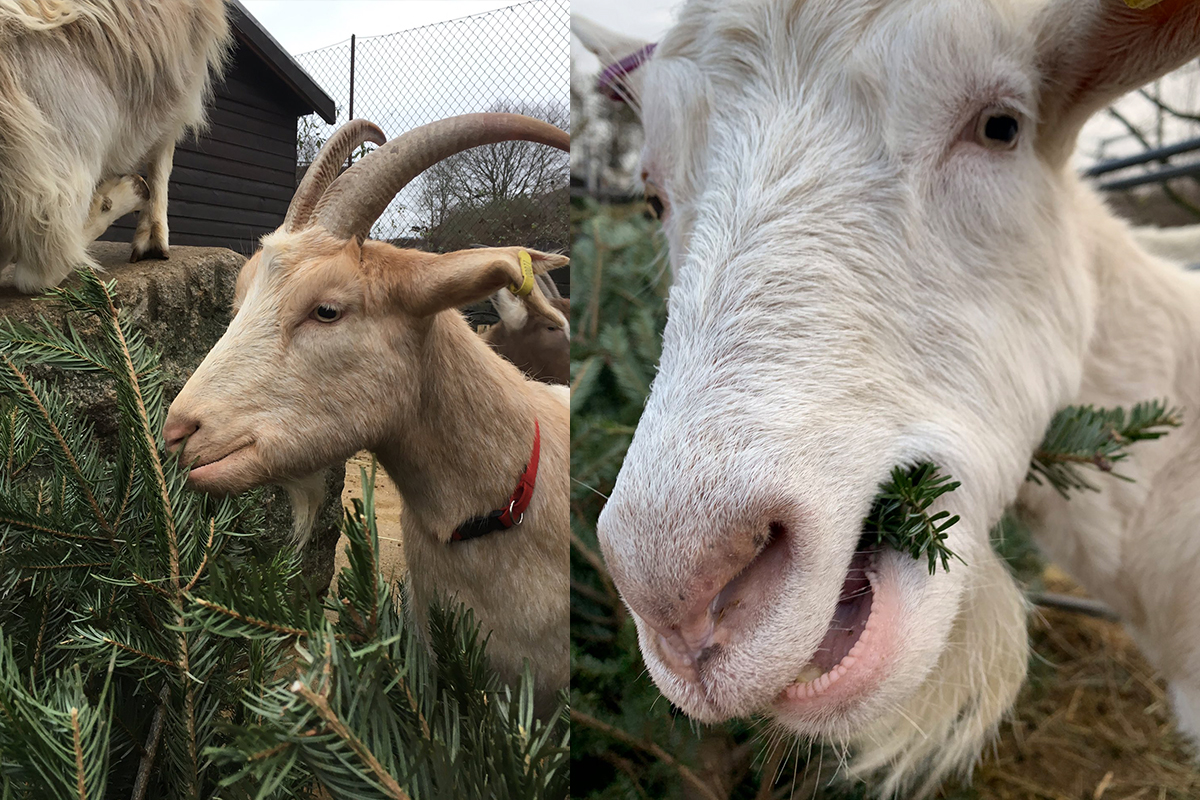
[864,464,966,575]
[1028,400,1181,498]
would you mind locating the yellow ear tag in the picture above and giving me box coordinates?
[1124,0,1164,6]
[510,250,535,297]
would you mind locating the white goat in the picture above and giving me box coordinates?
[163,115,571,713]
[0,0,231,292]
[581,0,1200,794]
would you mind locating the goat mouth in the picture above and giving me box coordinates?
[780,541,881,702]
[186,440,256,487]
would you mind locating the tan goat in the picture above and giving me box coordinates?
[482,273,570,385]
[164,115,570,711]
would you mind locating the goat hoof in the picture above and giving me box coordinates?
[131,243,169,262]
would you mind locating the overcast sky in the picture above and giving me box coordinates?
[571,0,676,76]
[241,0,520,54]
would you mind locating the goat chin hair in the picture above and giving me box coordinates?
[851,557,1028,798]
[759,550,1028,798]
[282,473,329,550]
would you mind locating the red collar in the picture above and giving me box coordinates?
[450,419,541,543]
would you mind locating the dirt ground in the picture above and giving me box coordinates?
[963,567,1198,800]
[337,452,406,584]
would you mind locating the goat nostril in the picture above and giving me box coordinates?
[652,519,791,682]
[163,419,199,451]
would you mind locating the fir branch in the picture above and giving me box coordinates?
[864,463,965,575]
[289,680,412,800]
[23,561,112,572]
[188,596,309,639]
[130,685,169,800]
[71,707,86,800]
[0,354,115,544]
[0,516,105,543]
[570,709,721,800]
[1028,400,1181,498]
[98,638,177,669]
[183,519,215,593]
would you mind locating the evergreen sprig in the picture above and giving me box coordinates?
[0,270,568,799]
[1028,400,1181,497]
[864,464,965,575]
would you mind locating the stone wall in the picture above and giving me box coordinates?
[0,242,345,591]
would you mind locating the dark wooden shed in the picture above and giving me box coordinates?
[100,1,335,256]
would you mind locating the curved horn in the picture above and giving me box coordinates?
[313,113,570,242]
[535,272,562,300]
[284,119,386,233]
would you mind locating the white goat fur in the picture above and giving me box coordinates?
[0,0,231,291]
[165,228,570,711]
[581,0,1200,795]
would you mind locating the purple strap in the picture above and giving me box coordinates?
[596,43,658,103]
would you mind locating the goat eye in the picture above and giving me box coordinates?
[975,109,1020,150]
[312,304,341,323]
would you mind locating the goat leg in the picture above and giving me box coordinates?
[130,137,175,262]
[84,176,149,243]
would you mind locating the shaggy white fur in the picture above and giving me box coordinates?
[580,0,1200,794]
[0,0,231,291]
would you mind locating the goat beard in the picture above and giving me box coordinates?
[282,472,329,549]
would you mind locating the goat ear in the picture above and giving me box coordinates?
[1036,0,1200,162]
[573,14,653,111]
[395,247,570,322]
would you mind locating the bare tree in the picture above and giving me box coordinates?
[417,100,569,221]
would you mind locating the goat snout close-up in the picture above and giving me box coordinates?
[574,0,1200,795]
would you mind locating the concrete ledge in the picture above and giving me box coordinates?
[0,242,345,590]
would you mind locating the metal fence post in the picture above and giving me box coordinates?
[349,33,356,121]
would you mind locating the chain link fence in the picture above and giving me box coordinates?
[294,0,569,255]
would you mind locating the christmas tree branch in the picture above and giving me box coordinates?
[0,354,114,544]
[864,464,965,575]
[289,680,412,800]
[1028,400,1181,497]
[570,709,722,800]
[188,597,309,638]
[864,401,1182,575]
[130,686,168,800]
[71,707,86,800]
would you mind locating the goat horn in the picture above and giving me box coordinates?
[535,272,562,300]
[284,119,386,233]
[313,113,570,243]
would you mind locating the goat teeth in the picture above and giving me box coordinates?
[796,664,824,684]
[840,655,857,669]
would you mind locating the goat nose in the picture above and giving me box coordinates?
[163,416,199,452]
[634,521,791,684]
[649,597,718,683]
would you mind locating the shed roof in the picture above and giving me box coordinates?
[228,0,337,124]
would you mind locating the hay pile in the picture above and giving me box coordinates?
[968,568,1197,800]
